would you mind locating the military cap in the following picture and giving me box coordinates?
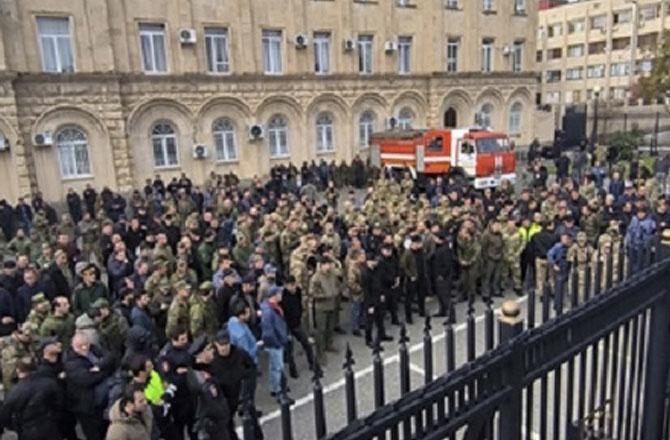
[410,234,422,243]
[31,292,47,305]
[242,273,257,285]
[199,281,214,292]
[215,328,231,345]
[90,298,110,310]
[188,334,210,357]
[20,321,38,335]
[38,336,60,352]
[2,260,16,269]
[174,281,191,292]
[81,262,99,274]
[496,214,508,223]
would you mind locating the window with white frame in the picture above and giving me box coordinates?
[566,67,583,80]
[315,113,335,153]
[568,19,585,34]
[447,38,459,72]
[262,30,283,75]
[514,0,525,14]
[547,23,562,37]
[359,111,376,149]
[398,107,415,129]
[479,103,494,128]
[567,44,584,58]
[481,38,494,73]
[151,122,179,168]
[139,24,167,73]
[483,0,494,12]
[268,115,289,157]
[398,36,412,74]
[512,41,523,72]
[213,118,237,162]
[205,27,230,73]
[446,0,459,9]
[610,62,630,76]
[508,102,522,135]
[56,126,90,178]
[587,64,605,78]
[314,32,331,74]
[358,35,373,74]
[37,17,75,73]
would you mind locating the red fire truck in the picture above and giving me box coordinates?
[369,127,516,189]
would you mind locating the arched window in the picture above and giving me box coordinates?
[268,114,289,158]
[508,102,523,135]
[444,107,457,128]
[398,107,415,130]
[358,111,376,149]
[478,103,494,128]
[213,118,237,162]
[315,112,334,153]
[151,122,179,168]
[56,126,90,178]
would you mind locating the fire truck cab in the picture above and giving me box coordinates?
[370,127,516,189]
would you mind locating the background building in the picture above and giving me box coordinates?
[0,0,537,202]
[538,0,666,114]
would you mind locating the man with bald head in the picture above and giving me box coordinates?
[64,333,115,440]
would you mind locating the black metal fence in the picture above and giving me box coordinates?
[242,242,670,440]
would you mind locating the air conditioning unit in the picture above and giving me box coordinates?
[503,45,511,56]
[385,117,398,129]
[384,40,398,53]
[192,144,208,159]
[294,34,309,49]
[343,38,356,52]
[0,134,8,152]
[34,132,53,147]
[248,124,265,141]
[179,28,197,45]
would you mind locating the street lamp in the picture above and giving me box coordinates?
[590,85,601,150]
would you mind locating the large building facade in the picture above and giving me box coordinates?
[0,0,537,202]
[538,0,667,110]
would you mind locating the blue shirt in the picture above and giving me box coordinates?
[227,316,258,364]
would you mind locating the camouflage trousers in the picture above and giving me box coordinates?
[482,259,502,297]
[460,264,479,305]
[568,266,589,306]
[535,259,555,295]
[502,258,522,291]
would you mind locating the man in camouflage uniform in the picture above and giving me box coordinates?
[189,281,218,339]
[259,214,282,267]
[71,263,108,317]
[196,230,216,282]
[568,231,595,304]
[345,249,365,336]
[152,232,175,268]
[8,228,32,257]
[280,218,301,276]
[78,212,99,262]
[40,295,75,346]
[166,281,191,337]
[145,259,171,303]
[502,217,525,293]
[308,257,340,362]
[1,322,37,392]
[26,292,50,328]
[457,223,481,306]
[597,220,624,288]
[92,297,128,358]
[580,202,601,247]
[321,222,342,259]
[169,258,198,288]
[481,219,504,298]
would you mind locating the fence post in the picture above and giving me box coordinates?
[279,375,294,440]
[423,316,433,384]
[311,339,327,439]
[445,312,455,372]
[399,324,410,394]
[641,291,670,439]
[343,343,357,424]
[373,340,385,409]
[498,300,524,440]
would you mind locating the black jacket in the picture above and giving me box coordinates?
[0,286,16,336]
[377,254,400,289]
[209,346,255,412]
[47,263,71,298]
[431,239,455,280]
[63,346,115,414]
[530,230,558,260]
[0,373,64,440]
[362,265,383,308]
[280,288,303,330]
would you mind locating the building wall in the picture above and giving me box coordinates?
[0,0,539,202]
[538,0,668,109]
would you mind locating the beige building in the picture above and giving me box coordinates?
[538,0,666,110]
[0,0,537,202]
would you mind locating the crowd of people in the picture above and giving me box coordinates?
[0,150,668,440]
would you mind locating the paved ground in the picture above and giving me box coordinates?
[241,292,529,440]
